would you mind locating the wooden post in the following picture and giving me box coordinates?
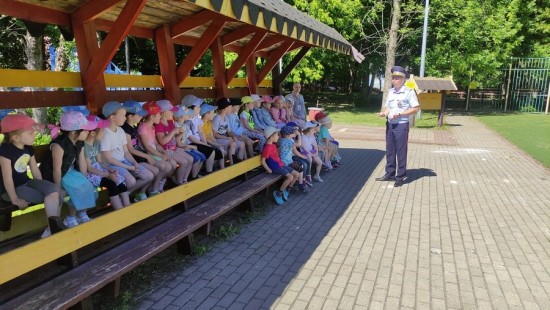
[211,38,229,99]
[246,56,259,94]
[155,26,180,104]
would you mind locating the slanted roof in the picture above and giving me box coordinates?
[2,0,362,62]
[411,76,457,91]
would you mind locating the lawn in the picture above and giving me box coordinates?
[476,113,550,168]
[307,91,443,128]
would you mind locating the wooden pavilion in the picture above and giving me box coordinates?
[0,0,363,114]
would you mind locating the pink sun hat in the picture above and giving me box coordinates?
[60,111,97,131]
[86,115,110,129]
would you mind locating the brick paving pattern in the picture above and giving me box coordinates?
[139,114,550,309]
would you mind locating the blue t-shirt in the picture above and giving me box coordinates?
[277,137,295,166]
[227,113,243,136]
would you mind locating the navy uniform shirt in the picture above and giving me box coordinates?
[385,86,419,124]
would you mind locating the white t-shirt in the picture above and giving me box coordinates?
[100,127,128,161]
[301,134,317,153]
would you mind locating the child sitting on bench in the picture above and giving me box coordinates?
[261,126,300,205]
[0,114,64,237]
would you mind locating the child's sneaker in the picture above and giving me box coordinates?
[63,216,79,228]
[313,175,324,183]
[282,189,289,201]
[297,183,309,192]
[41,227,51,239]
[148,190,161,197]
[273,191,284,205]
[133,193,148,202]
[76,212,91,224]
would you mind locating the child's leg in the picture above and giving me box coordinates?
[239,135,254,158]
[237,140,247,160]
[134,165,154,194]
[100,177,124,209]
[280,173,294,191]
[43,191,61,217]
[205,151,215,173]
[118,183,131,207]
[140,162,161,193]
[172,151,192,183]
[313,155,323,178]
[289,170,299,187]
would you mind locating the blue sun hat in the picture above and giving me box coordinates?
[123,100,147,116]
[199,104,216,116]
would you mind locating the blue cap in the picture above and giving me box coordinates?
[391,66,408,78]
[200,104,216,116]
[280,125,295,136]
[102,101,125,117]
[173,106,195,118]
[181,95,204,108]
[123,100,147,116]
[156,99,178,112]
[61,105,90,116]
[286,121,298,128]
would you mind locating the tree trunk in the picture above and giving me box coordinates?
[24,31,48,125]
[381,0,401,110]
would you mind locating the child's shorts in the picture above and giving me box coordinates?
[87,162,125,187]
[2,179,60,204]
[185,149,206,163]
[272,165,294,176]
[107,159,146,177]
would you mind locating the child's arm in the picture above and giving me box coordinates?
[51,144,64,186]
[86,153,110,178]
[0,156,28,209]
[156,126,181,146]
[127,133,156,165]
[77,148,88,175]
[260,157,272,174]
[101,149,134,170]
[29,156,43,180]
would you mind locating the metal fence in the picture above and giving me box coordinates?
[503,57,549,112]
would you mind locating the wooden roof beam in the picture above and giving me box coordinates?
[225,30,268,84]
[255,35,286,52]
[257,40,294,83]
[0,0,70,26]
[221,25,256,47]
[176,19,226,85]
[173,36,199,47]
[95,19,154,39]
[275,46,311,85]
[83,0,147,86]
[170,10,220,39]
[72,0,121,24]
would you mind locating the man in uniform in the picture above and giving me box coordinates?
[376,66,419,187]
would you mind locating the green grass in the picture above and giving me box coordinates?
[309,91,444,128]
[476,113,550,168]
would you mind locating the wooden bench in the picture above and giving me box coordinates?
[2,172,281,309]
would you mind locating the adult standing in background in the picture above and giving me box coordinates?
[376,66,419,187]
[285,83,307,122]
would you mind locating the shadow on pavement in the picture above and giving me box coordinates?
[406,167,437,183]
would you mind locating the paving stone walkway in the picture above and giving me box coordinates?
[138,114,550,310]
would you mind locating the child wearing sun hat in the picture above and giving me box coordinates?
[0,113,64,237]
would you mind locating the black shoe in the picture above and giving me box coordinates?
[394,179,405,187]
[375,175,394,181]
[48,216,68,234]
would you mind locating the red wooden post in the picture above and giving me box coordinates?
[155,26,180,104]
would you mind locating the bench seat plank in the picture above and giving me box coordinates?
[3,173,280,309]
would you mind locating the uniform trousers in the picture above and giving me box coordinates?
[385,122,409,181]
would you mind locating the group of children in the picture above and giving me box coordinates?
[0,93,340,237]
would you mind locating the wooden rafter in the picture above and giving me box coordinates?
[0,0,70,26]
[173,36,199,47]
[254,35,287,52]
[83,0,147,86]
[225,31,268,84]
[257,40,294,83]
[276,46,311,85]
[95,19,154,39]
[170,10,219,39]
[176,19,226,85]
[221,25,256,47]
[72,0,121,24]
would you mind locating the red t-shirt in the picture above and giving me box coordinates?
[261,143,284,171]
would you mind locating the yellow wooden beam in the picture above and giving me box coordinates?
[0,156,261,285]
[0,69,273,93]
